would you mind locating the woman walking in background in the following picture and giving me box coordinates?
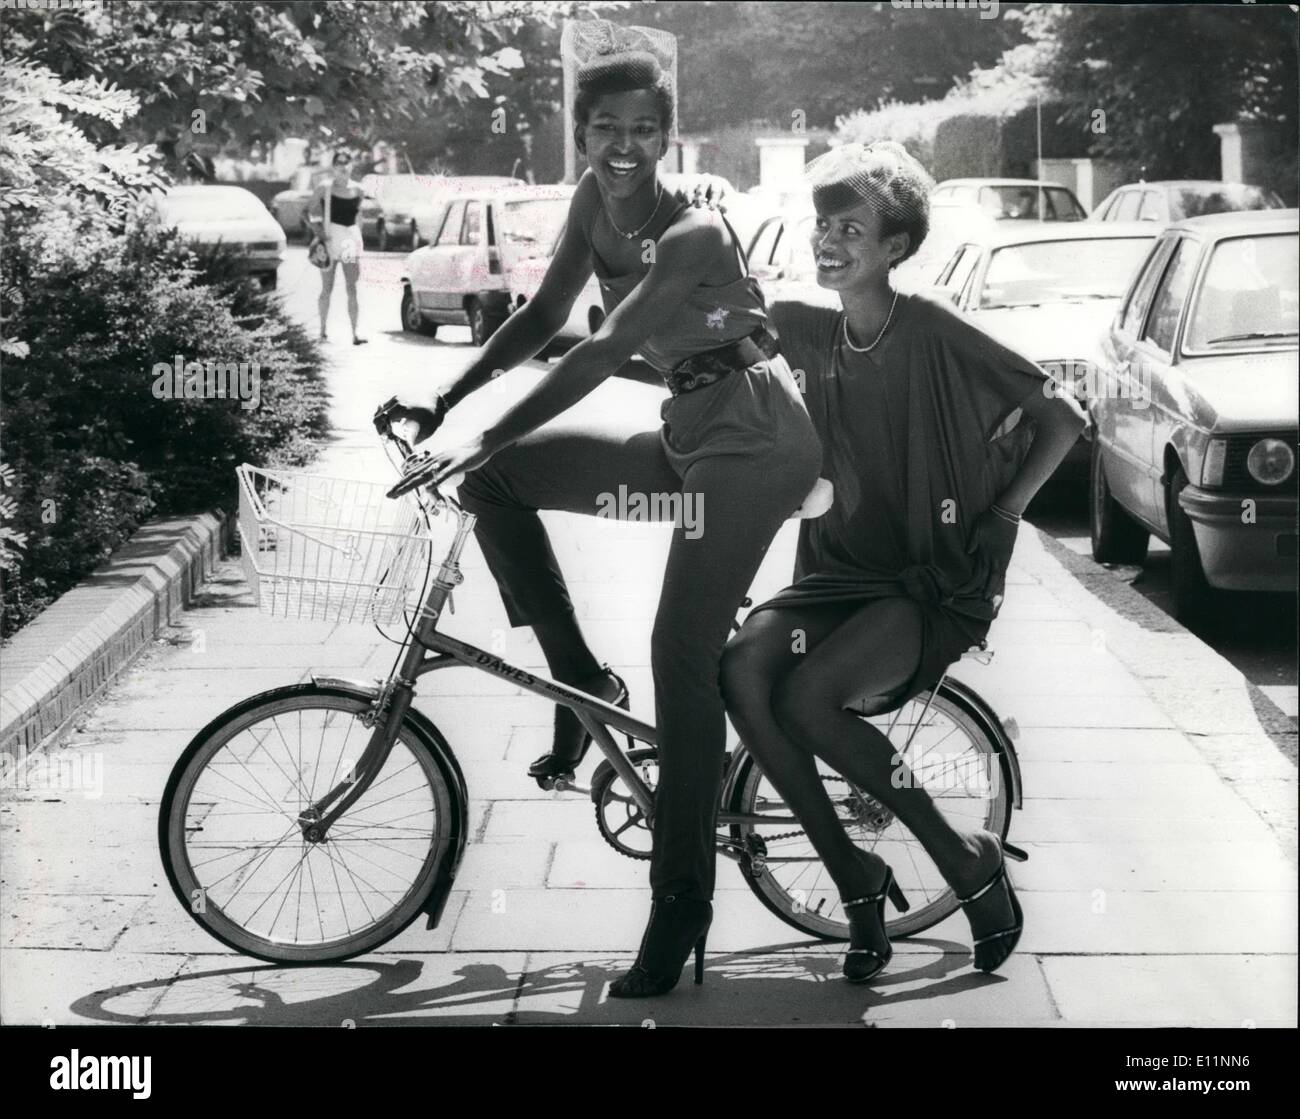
[308,150,368,346]
[721,142,1086,983]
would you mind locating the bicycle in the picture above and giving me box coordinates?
[158,401,1027,964]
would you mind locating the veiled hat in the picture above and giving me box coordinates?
[805,141,934,222]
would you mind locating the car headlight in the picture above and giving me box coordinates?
[1246,438,1296,486]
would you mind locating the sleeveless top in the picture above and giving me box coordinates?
[329,192,361,227]
[586,199,769,375]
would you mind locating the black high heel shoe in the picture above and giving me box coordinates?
[528,665,629,781]
[842,864,908,984]
[957,839,1027,973]
[608,895,712,999]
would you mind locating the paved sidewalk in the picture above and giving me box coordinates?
[2,306,1295,1027]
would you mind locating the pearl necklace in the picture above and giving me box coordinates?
[607,185,665,240]
[842,292,899,354]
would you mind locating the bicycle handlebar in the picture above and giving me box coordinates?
[373,396,462,502]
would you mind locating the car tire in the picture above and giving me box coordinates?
[1168,466,1213,624]
[376,221,389,252]
[468,298,504,347]
[401,287,436,337]
[260,271,278,291]
[1090,438,1149,564]
[588,307,606,336]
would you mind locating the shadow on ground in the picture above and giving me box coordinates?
[70,941,1003,1026]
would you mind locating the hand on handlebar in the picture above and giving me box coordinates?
[386,433,485,499]
[373,394,448,446]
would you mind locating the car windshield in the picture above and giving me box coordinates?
[980,238,1154,308]
[977,185,1085,221]
[1172,184,1284,220]
[1183,233,1299,352]
[160,190,267,223]
[501,198,570,250]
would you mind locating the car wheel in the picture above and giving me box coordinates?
[468,298,504,347]
[588,307,605,335]
[1090,438,1148,564]
[377,221,389,252]
[1168,466,1213,624]
[401,287,436,337]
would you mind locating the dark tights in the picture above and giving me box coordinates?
[720,597,976,899]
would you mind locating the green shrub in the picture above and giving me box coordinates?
[0,206,330,637]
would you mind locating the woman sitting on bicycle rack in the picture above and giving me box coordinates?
[721,142,1086,983]
[386,24,821,998]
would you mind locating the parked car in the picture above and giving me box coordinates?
[1091,180,1285,226]
[155,185,286,288]
[359,173,444,251]
[410,176,525,245]
[401,184,574,346]
[930,178,1088,221]
[1089,209,1298,620]
[745,205,834,307]
[921,222,1160,481]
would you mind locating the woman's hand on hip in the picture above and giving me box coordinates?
[962,509,1018,603]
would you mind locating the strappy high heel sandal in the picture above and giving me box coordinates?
[958,840,1027,973]
[841,864,909,984]
[528,665,629,781]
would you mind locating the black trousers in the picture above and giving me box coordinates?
[459,396,820,900]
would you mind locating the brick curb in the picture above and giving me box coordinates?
[0,512,228,759]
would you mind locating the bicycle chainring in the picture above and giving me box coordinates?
[590,748,658,860]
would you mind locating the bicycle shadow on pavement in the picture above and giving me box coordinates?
[68,939,1007,1027]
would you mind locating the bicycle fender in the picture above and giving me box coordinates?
[938,677,1024,810]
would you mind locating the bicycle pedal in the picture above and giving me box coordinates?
[551,777,590,796]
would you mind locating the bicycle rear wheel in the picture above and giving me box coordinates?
[728,683,1011,940]
[159,685,458,963]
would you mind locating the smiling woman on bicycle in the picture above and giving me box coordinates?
[721,142,1086,984]
[387,24,820,997]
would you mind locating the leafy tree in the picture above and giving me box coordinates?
[999,4,1298,181]
[0,1,580,165]
[640,1,1023,131]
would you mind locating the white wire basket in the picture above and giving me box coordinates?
[237,465,433,624]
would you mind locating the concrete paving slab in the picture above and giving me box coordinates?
[1041,954,1297,1026]
[0,948,187,1025]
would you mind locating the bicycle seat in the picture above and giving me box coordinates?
[790,478,833,520]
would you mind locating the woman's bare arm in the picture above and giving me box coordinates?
[994,387,1087,515]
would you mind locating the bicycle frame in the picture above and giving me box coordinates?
[299,493,801,846]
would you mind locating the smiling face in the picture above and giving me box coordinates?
[575,89,668,199]
[809,200,911,292]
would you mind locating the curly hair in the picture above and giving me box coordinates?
[806,141,935,267]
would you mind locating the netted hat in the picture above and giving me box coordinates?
[561,19,678,134]
[806,141,935,222]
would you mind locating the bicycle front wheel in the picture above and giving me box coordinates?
[728,684,1011,941]
[159,685,458,964]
